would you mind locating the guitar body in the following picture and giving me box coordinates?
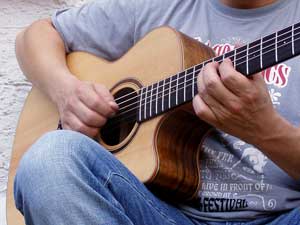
[7,26,214,225]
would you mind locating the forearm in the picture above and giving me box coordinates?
[15,18,75,104]
[253,112,300,180]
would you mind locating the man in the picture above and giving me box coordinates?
[14,0,300,224]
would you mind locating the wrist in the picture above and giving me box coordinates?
[252,111,296,150]
[250,111,300,179]
[48,71,79,106]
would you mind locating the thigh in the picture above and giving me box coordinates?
[266,208,300,225]
[88,136,200,225]
[15,130,201,225]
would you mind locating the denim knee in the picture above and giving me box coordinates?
[16,130,96,175]
[14,130,104,212]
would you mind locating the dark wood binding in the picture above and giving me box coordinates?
[148,32,215,200]
[178,32,215,69]
[151,109,211,201]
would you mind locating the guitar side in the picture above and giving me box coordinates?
[6,26,214,225]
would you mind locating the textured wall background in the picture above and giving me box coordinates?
[0,0,87,224]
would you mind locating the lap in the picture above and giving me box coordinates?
[14,130,300,225]
[14,130,196,225]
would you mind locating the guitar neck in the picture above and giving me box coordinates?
[136,22,300,122]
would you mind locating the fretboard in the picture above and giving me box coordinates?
[138,22,300,122]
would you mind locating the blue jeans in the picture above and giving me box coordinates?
[14,130,300,225]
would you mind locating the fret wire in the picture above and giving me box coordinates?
[115,37,300,127]
[120,28,300,116]
[137,33,298,116]
[149,84,153,117]
[192,66,196,97]
[168,77,172,109]
[114,24,300,107]
[162,79,166,111]
[144,86,149,119]
[139,88,144,121]
[121,35,300,121]
[260,37,263,69]
[176,73,179,105]
[275,32,278,62]
[155,83,159,114]
[117,31,300,125]
[184,70,187,102]
[292,24,295,55]
[233,49,236,69]
[246,44,249,75]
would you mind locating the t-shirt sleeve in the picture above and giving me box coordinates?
[51,0,136,60]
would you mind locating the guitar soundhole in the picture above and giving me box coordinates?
[100,87,138,147]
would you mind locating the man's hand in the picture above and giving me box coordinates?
[192,58,277,145]
[55,76,119,138]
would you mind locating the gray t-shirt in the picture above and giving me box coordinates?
[52,0,300,221]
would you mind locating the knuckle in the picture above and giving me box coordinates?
[90,99,100,109]
[94,84,109,95]
[221,72,236,84]
[98,116,107,126]
[84,111,96,124]
[228,102,242,114]
[195,106,206,118]
[74,123,86,133]
[244,91,258,104]
[206,77,218,91]
[198,87,207,97]
[75,83,84,96]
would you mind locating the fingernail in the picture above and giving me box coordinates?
[109,101,119,110]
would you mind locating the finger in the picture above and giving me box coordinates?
[198,66,221,112]
[70,100,107,128]
[93,83,119,111]
[219,58,252,96]
[251,72,266,86]
[197,69,235,127]
[64,113,99,138]
[201,62,241,112]
[77,83,117,117]
[193,95,217,126]
[198,64,228,111]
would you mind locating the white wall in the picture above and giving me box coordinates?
[0,0,87,224]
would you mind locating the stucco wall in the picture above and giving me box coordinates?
[0,0,87,224]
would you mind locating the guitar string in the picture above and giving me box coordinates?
[100,35,300,133]
[112,34,300,121]
[115,31,300,113]
[113,28,300,116]
[112,24,300,107]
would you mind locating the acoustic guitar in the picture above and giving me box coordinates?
[6,23,300,225]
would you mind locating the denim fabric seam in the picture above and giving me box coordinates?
[103,170,113,188]
[105,172,178,225]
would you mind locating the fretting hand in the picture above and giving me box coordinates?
[192,58,278,145]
